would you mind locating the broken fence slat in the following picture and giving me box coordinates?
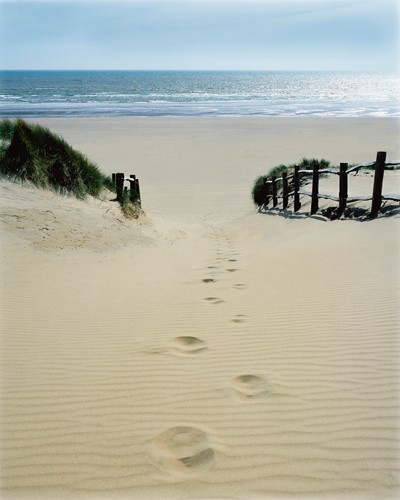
[346,161,375,173]
[346,160,400,174]
[298,191,339,201]
[298,168,339,175]
[347,195,373,202]
[382,194,400,202]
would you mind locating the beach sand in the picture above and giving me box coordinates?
[1,117,399,499]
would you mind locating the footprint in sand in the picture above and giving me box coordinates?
[152,426,215,476]
[233,283,247,290]
[171,336,207,356]
[202,278,216,283]
[226,268,238,273]
[230,314,247,324]
[228,259,237,262]
[233,374,268,402]
[204,297,224,305]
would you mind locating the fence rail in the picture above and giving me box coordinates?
[261,151,400,218]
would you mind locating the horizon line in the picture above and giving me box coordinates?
[0,68,396,73]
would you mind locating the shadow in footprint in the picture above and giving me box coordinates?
[230,314,247,324]
[202,278,216,283]
[204,297,224,305]
[171,336,207,356]
[233,283,247,290]
[152,426,215,476]
[233,374,268,402]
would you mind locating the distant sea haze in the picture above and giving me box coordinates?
[0,71,399,118]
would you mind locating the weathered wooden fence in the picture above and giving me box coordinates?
[261,151,400,218]
[112,172,141,207]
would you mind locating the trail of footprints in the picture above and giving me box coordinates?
[201,227,246,304]
[151,225,266,477]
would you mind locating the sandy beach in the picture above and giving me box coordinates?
[1,117,399,499]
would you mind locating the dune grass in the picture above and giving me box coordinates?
[0,119,16,159]
[0,118,114,199]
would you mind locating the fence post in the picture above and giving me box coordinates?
[310,163,319,215]
[129,174,137,202]
[115,173,124,201]
[112,173,116,186]
[263,178,270,207]
[282,172,288,209]
[339,162,348,214]
[135,178,141,207]
[272,176,278,208]
[294,165,301,212]
[371,151,386,218]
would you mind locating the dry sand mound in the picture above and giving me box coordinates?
[1,117,399,499]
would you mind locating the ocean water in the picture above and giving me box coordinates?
[0,70,399,118]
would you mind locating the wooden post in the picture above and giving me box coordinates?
[338,162,348,214]
[272,176,278,208]
[282,172,288,210]
[135,178,141,207]
[115,172,124,201]
[371,151,386,218]
[294,165,301,212]
[263,178,270,207]
[129,174,137,202]
[112,173,116,186]
[310,163,319,215]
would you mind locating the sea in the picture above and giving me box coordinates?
[0,70,399,118]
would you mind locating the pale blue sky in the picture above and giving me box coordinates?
[0,0,398,71]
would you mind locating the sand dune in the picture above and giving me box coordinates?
[1,118,399,499]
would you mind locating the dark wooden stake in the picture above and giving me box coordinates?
[272,176,278,208]
[112,173,116,186]
[294,165,301,212]
[371,151,386,218]
[338,162,348,214]
[310,163,319,215]
[135,178,141,207]
[129,174,137,202]
[263,178,270,207]
[115,172,124,201]
[282,172,288,209]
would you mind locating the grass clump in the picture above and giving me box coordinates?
[0,118,114,198]
[0,119,16,159]
[252,158,331,206]
[119,189,142,219]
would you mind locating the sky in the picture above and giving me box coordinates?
[0,0,398,71]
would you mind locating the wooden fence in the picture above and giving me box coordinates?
[112,172,141,207]
[261,151,400,218]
